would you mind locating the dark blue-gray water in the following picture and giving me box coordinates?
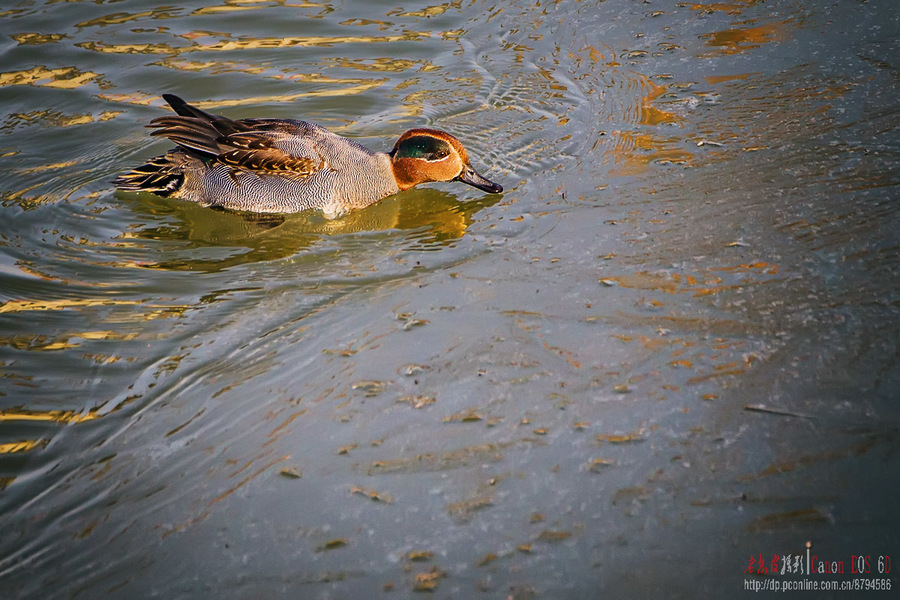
[1,0,898,597]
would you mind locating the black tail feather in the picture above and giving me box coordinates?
[148,116,225,157]
[148,97,253,158]
[161,93,221,122]
[113,155,184,196]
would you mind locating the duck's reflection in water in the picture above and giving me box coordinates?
[125,188,500,272]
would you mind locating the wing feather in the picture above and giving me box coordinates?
[147,96,322,180]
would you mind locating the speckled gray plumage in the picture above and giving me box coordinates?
[117,107,400,216]
[173,119,400,215]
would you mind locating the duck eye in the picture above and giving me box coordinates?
[431,149,449,161]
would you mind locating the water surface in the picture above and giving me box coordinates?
[1,0,898,597]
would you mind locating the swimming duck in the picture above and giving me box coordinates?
[115,94,502,216]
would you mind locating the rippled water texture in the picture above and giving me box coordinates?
[1,0,898,597]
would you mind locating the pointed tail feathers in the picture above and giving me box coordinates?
[113,154,184,196]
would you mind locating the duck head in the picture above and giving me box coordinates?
[390,128,503,194]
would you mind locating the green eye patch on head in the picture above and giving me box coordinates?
[393,135,451,161]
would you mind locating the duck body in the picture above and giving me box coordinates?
[115,95,502,216]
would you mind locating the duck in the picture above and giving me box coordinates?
[115,94,503,216]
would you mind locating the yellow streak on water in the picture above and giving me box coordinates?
[637,77,680,127]
[599,66,693,176]
[0,299,143,314]
[322,57,435,73]
[75,42,180,55]
[186,85,388,109]
[608,132,694,176]
[0,331,139,351]
[0,298,190,329]
[150,58,268,74]
[699,20,793,57]
[704,72,759,84]
[683,0,764,14]
[192,5,262,14]
[0,408,101,425]
[75,9,179,27]
[76,31,431,55]
[9,110,122,127]
[388,1,461,18]
[190,0,332,14]
[102,81,387,109]
[11,33,67,45]
[0,66,100,89]
[97,92,161,106]
[18,161,81,174]
[599,262,781,298]
[0,440,49,454]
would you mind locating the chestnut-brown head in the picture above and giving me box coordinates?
[389,128,503,194]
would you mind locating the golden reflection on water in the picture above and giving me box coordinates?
[0,298,139,314]
[0,407,101,425]
[75,31,432,56]
[192,0,334,17]
[74,8,182,27]
[11,33,67,45]
[0,330,138,351]
[601,261,781,298]
[322,57,437,73]
[699,20,793,57]
[683,0,765,15]
[599,66,694,176]
[169,83,390,109]
[340,18,394,30]
[126,190,493,271]
[704,72,758,85]
[2,298,189,322]
[607,132,693,177]
[0,439,50,454]
[2,110,121,130]
[387,1,461,19]
[153,57,424,78]
[150,58,269,75]
[0,403,131,484]
[0,66,102,89]
[585,3,800,177]
[96,92,159,106]
[634,77,680,127]
[18,160,81,174]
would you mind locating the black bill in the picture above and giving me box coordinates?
[456,164,503,194]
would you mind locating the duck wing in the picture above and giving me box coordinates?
[148,95,322,179]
